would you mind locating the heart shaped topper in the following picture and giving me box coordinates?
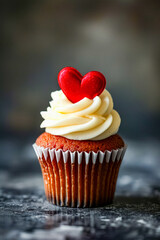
[58,67,106,103]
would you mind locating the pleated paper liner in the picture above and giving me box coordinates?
[33,143,127,208]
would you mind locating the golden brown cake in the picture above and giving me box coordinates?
[36,132,124,152]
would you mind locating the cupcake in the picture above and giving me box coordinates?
[33,67,127,207]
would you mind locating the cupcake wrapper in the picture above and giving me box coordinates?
[33,143,127,207]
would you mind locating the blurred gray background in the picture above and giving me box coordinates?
[1,0,160,141]
[0,0,160,194]
[1,3,160,240]
[0,3,160,239]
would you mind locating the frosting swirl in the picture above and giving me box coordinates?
[40,89,121,140]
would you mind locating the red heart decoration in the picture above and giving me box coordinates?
[58,67,106,103]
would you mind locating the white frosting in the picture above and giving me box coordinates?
[40,89,121,140]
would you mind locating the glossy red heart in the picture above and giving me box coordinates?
[58,67,106,103]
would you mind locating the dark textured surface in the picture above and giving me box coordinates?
[0,139,160,240]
